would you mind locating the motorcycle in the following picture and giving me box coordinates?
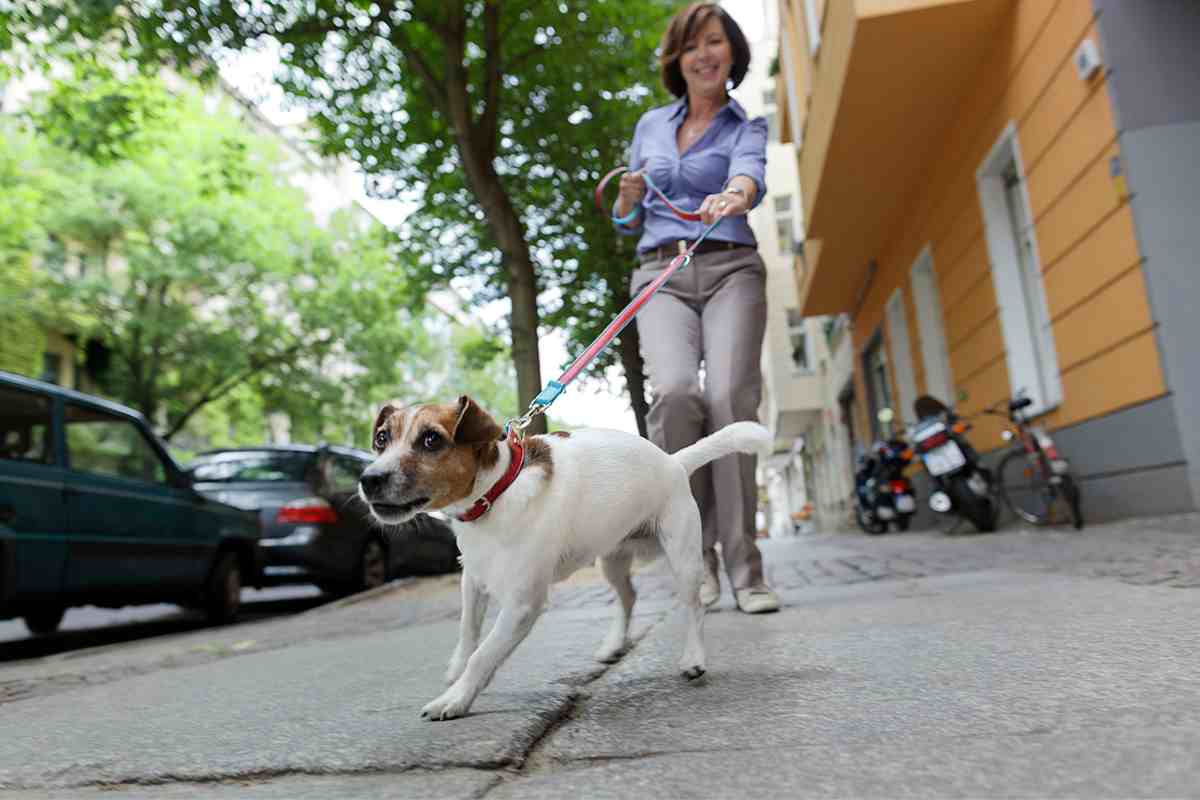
[910,395,998,533]
[853,408,917,534]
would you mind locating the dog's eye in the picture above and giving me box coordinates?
[420,430,443,451]
[373,429,390,451]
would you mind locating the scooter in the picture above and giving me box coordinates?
[910,395,997,533]
[853,408,917,534]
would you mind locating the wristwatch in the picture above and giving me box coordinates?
[722,186,747,199]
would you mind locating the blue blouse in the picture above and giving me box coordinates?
[616,96,768,253]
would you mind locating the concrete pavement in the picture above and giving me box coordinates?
[2,515,1200,797]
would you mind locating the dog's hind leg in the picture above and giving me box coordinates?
[657,491,707,680]
[595,546,636,663]
[421,588,547,721]
[446,572,488,685]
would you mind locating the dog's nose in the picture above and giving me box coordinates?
[359,468,389,498]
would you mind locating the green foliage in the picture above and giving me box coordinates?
[0,63,511,446]
[1,0,677,427]
[0,120,54,376]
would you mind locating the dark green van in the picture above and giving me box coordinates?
[0,371,262,635]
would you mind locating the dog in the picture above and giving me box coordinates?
[358,395,771,721]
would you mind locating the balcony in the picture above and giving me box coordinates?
[791,0,1011,315]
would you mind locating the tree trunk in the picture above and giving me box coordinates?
[452,137,546,434]
[618,323,650,439]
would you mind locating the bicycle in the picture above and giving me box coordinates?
[984,393,1084,529]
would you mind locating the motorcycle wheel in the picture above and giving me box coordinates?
[949,474,997,533]
[855,505,887,535]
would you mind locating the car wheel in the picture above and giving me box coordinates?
[23,605,65,636]
[358,538,388,592]
[204,552,242,624]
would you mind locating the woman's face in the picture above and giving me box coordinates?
[679,15,732,99]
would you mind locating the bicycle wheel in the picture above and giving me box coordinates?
[998,449,1059,525]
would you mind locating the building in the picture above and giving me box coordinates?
[737,27,838,537]
[775,0,1200,520]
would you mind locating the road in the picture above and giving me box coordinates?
[0,586,327,662]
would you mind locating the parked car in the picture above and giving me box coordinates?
[0,371,262,636]
[187,446,460,595]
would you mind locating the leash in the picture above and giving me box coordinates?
[595,166,703,224]
[503,167,722,438]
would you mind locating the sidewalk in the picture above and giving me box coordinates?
[2,516,1200,797]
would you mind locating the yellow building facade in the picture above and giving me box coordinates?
[778,0,1200,519]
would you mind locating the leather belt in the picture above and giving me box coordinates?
[638,239,750,265]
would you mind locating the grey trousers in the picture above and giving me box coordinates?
[631,245,768,590]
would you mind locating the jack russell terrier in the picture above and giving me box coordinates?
[358,395,770,721]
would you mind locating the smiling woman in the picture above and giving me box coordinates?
[610,2,779,615]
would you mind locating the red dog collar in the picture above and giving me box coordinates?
[457,431,525,522]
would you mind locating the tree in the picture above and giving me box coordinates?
[0,121,52,376]
[1,0,674,435]
[12,63,432,442]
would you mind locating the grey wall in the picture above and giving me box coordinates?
[1093,0,1200,511]
[1092,0,1200,130]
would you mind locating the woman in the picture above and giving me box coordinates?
[615,2,778,614]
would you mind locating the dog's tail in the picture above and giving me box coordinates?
[672,421,773,476]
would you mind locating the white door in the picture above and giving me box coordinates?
[885,289,918,424]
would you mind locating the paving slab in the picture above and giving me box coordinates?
[504,570,1200,797]
[0,596,670,792]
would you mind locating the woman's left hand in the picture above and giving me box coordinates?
[699,190,749,224]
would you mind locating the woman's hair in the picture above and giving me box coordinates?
[658,3,752,99]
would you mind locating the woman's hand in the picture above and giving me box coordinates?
[617,171,647,219]
[699,188,749,225]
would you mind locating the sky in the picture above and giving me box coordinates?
[219,0,770,433]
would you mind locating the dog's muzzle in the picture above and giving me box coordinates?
[359,465,430,522]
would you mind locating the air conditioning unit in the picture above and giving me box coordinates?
[1075,39,1102,81]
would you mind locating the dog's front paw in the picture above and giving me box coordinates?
[421,684,475,721]
[679,649,707,680]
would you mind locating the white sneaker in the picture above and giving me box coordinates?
[700,565,721,608]
[735,584,781,614]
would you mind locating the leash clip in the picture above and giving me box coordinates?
[504,401,546,441]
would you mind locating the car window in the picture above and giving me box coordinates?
[64,404,167,484]
[0,386,53,465]
[190,452,314,483]
[327,456,367,494]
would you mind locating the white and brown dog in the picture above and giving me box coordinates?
[358,395,770,721]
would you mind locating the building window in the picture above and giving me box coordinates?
[766,111,778,142]
[786,309,812,374]
[762,88,776,107]
[41,353,62,385]
[977,123,1062,415]
[42,235,67,274]
[910,247,954,406]
[774,193,795,256]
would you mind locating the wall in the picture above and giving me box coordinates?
[1092,0,1200,509]
[844,0,1178,520]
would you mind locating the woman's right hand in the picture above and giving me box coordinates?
[617,170,647,217]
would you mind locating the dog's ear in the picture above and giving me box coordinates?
[453,395,502,445]
[372,403,397,436]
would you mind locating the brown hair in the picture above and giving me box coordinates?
[658,3,752,99]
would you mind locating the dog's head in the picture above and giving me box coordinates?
[358,395,504,525]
